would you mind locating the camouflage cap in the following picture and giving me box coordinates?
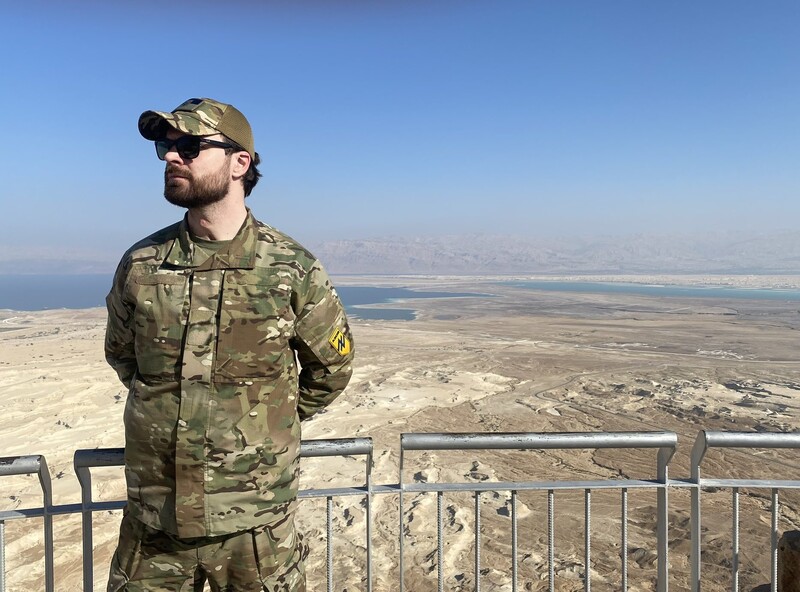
[138,98,255,158]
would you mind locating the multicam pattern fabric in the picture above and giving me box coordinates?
[105,210,354,538]
[107,506,307,591]
[138,98,255,158]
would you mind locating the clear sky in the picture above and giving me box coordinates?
[2,1,799,262]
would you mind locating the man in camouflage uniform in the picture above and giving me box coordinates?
[105,98,354,591]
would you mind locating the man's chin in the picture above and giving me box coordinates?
[163,190,194,208]
[164,190,225,209]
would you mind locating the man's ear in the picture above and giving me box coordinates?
[231,152,251,180]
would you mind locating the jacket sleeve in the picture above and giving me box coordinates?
[105,258,138,388]
[291,261,354,421]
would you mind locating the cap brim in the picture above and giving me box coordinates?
[138,110,219,141]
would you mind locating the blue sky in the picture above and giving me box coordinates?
[2,1,799,261]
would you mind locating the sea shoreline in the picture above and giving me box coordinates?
[334,272,800,290]
[2,273,799,315]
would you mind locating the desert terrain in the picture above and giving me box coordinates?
[1,275,799,591]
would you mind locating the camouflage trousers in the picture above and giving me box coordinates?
[107,511,307,592]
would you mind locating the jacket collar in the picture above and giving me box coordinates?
[165,209,258,271]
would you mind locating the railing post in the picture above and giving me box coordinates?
[657,443,675,592]
[690,432,707,592]
[74,448,126,592]
[399,443,406,592]
[621,489,628,592]
[326,496,333,592]
[585,488,591,592]
[771,489,779,592]
[365,443,373,592]
[511,490,518,592]
[0,520,5,592]
[37,458,54,592]
[475,490,481,592]
[75,455,94,592]
[0,456,54,592]
[732,488,739,592]
[548,489,555,592]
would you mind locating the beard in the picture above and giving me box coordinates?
[163,159,230,208]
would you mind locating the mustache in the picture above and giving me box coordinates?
[165,165,191,179]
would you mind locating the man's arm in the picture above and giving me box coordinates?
[105,259,138,388]
[292,262,355,421]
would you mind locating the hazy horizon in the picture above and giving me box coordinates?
[2,227,799,276]
[2,1,799,260]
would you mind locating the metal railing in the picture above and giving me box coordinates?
[0,456,55,592]
[398,432,677,592]
[689,431,800,592]
[0,431,798,591]
[75,438,373,592]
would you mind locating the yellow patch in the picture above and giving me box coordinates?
[328,328,351,356]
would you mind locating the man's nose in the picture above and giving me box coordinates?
[164,144,184,164]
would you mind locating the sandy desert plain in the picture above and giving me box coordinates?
[1,274,800,591]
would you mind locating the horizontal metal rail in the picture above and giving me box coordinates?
[402,477,664,493]
[690,431,800,592]
[401,431,678,452]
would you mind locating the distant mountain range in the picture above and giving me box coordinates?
[1,230,798,275]
[306,230,800,275]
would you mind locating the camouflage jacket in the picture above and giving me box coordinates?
[105,211,354,537]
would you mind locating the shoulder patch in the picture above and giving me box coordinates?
[328,328,351,356]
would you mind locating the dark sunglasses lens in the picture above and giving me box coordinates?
[155,140,170,160]
[175,136,201,159]
[154,137,202,160]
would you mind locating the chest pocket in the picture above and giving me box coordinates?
[131,273,189,383]
[214,275,296,382]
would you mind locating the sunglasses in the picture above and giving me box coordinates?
[154,136,236,160]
